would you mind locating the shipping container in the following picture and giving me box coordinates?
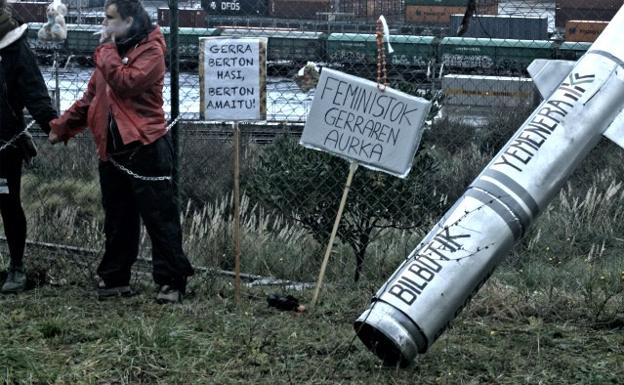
[405,4,497,25]
[269,0,330,19]
[158,8,208,28]
[555,1,623,27]
[9,2,48,23]
[201,0,268,16]
[565,20,608,42]
[442,74,536,108]
[406,0,497,6]
[338,0,403,22]
[450,14,548,40]
[556,0,621,8]
[556,7,619,27]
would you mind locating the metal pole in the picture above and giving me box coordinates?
[233,122,241,304]
[54,50,60,113]
[169,0,180,204]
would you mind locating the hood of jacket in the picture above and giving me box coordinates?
[145,25,165,54]
[0,11,26,50]
[0,24,26,50]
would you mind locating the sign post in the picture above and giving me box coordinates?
[200,37,267,303]
[301,68,431,306]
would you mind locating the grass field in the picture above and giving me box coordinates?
[2,123,624,384]
[1,267,622,385]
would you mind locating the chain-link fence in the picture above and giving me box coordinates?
[2,0,623,293]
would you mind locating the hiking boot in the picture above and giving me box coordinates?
[96,282,133,300]
[156,285,182,304]
[1,268,26,293]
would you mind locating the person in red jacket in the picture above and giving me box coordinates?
[49,0,193,303]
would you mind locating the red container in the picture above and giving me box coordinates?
[158,8,207,27]
[269,0,330,19]
[9,1,48,23]
[405,4,497,25]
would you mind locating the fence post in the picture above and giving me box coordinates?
[169,0,180,203]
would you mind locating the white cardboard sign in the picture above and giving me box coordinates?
[200,37,267,121]
[300,68,431,178]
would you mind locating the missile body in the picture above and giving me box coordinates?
[354,5,624,366]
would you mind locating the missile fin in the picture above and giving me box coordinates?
[528,59,576,99]
[603,108,624,150]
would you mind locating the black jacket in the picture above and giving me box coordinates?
[0,33,57,141]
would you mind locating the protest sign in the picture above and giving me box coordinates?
[199,37,267,121]
[300,68,431,178]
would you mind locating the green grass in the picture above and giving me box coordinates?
[2,127,623,383]
[0,269,622,385]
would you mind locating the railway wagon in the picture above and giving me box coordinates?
[26,23,221,62]
[556,41,591,61]
[162,26,222,59]
[326,33,436,68]
[439,37,555,74]
[220,28,326,62]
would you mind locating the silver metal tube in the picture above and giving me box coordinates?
[355,5,624,365]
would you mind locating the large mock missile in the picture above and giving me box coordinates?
[354,5,624,366]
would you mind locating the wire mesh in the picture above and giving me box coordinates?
[1,0,619,297]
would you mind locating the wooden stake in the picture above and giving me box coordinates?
[311,161,359,308]
[233,122,241,304]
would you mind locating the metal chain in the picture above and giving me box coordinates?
[165,115,181,132]
[107,116,181,181]
[375,19,388,91]
[0,120,35,154]
[108,157,172,181]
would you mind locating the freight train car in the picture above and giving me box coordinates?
[556,40,591,61]
[25,21,594,79]
[26,23,221,64]
[326,33,436,68]
[220,28,326,63]
[439,37,554,74]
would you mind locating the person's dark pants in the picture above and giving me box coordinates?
[97,133,194,292]
[0,148,26,269]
